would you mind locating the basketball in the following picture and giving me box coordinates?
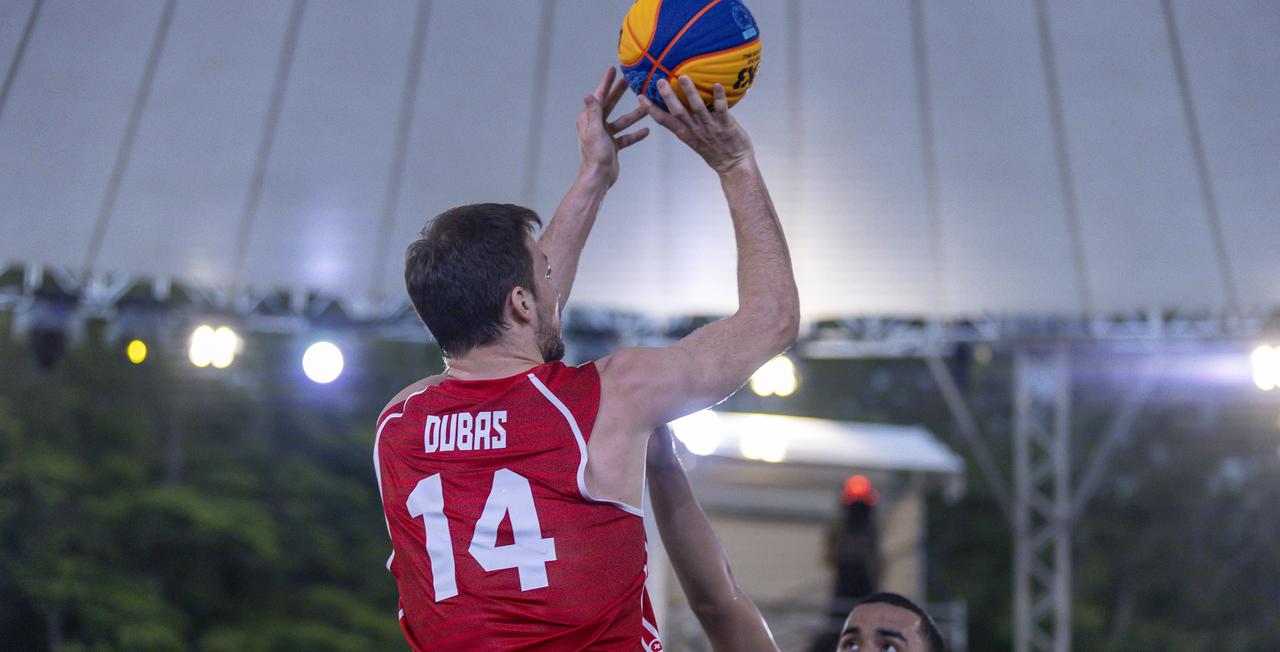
[618,0,762,110]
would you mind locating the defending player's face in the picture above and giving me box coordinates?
[836,602,927,652]
[528,237,565,362]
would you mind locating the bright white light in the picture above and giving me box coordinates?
[749,356,798,397]
[739,428,787,463]
[670,409,722,456]
[1252,345,1280,391]
[210,327,239,369]
[189,324,239,369]
[188,325,215,367]
[303,341,345,384]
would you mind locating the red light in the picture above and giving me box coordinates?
[843,475,878,506]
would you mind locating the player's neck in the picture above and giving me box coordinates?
[445,339,545,381]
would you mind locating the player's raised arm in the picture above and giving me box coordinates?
[538,67,649,311]
[598,75,800,427]
[647,426,779,652]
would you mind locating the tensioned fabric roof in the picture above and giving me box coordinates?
[1,0,1276,320]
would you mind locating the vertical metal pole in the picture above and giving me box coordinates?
[1053,345,1072,652]
[1013,344,1072,652]
[1013,354,1032,652]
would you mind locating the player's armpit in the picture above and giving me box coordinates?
[597,308,797,429]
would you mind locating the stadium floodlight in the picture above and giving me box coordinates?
[126,339,148,364]
[189,325,215,367]
[749,355,798,397]
[1253,345,1279,391]
[189,325,239,369]
[670,409,722,456]
[302,341,344,384]
[739,427,787,463]
[209,327,239,369]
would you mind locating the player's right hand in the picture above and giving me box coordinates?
[640,76,754,175]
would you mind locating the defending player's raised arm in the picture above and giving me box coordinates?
[598,76,800,427]
[647,426,779,652]
[538,67,649,312]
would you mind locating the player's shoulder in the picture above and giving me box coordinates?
[594,347,680,387]
[379,373,447,424]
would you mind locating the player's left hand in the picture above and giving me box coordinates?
[646,424,683,473]
[578,66,649,187]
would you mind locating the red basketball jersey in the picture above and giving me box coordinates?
[375,361,662,651]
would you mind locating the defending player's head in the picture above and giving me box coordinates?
[405,202,565,362]
[836,592,946,652]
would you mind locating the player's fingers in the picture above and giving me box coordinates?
[655,78,692,126]
[583,94,602,118]
[615,127,650,150]
[712,83,729,114]
[593,66,615,101]
[639,95,688,136]
[679,76,711,122]
[608,105,648,134]
[603,76,629,116]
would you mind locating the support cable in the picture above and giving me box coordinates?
[926,354,1013,518]
[82,0,177,274]
[369,0,432,301]
[1160,0,1240,313]
[519,0,556,209]
[229,0,306,291]
[1072,356,1160,519]
[786,0,803,169]
[909,0,946,319]
[0,0,43,127]
[1033,0,1093,315]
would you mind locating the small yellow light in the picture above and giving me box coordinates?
[126,339,148,364]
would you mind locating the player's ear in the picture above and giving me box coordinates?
[509,285,534,325]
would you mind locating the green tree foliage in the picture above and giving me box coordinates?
[0,321,437,651]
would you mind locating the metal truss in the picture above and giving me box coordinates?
[0,263,429,342]
[801,312,1280,359]
[1012,345,1072,652]
[6,262,1277,348]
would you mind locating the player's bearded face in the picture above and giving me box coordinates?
[535,298,565,362]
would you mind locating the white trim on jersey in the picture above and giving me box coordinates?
[374,386,433,572]
[526,373,645,517]
[641,616,662,647]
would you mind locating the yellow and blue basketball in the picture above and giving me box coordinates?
[618,0,762,111]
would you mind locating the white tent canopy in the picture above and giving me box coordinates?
[1,0,1277,320]
[672,410,965,474]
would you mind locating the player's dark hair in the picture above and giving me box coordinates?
[854,592,947,652]
[405,203,542,357]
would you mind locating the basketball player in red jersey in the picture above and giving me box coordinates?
[374,67,799,651]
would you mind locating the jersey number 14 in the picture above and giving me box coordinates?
[406,468,557,601]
